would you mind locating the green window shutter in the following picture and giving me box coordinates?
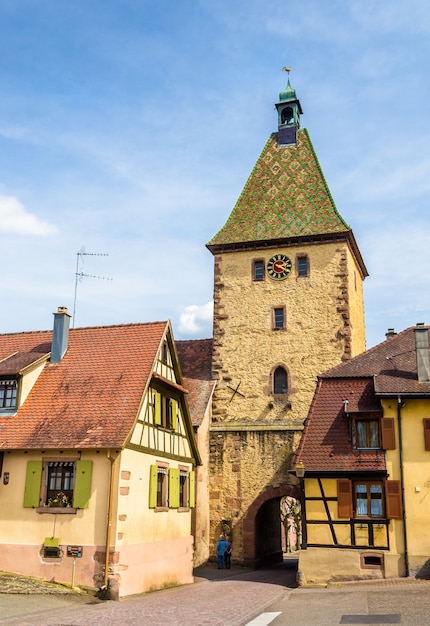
[169,468,180,508]
[73,460,93,509]
[171,399,178,430]
[149,465,157,508]
[23,461,42,508]
[189,470,195,508]
[154,391,161,425]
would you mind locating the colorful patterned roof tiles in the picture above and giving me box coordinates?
[207,129,350,251]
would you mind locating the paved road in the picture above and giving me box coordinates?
[265,578,430,626]
[2,560,430,626]
[0,560,296,625]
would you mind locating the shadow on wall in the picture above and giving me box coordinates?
[416,560,430,579]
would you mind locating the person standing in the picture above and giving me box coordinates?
[216,534,228,569]
[224,538,232,569]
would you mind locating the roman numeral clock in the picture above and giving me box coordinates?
[267,254,292,280]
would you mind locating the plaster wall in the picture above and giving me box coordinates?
[0,449,113,590]
[383,398,430,574]
[192,406,212,566]
[117,447,193,545]
[298,547,402,585]
[20,361,47,405]
[0,450,110,545]
[114,536,194,597]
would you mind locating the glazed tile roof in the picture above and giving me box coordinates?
[176,339,215,427]
[207,128,350,250]
[296,324,430,473]
[0,322,168,449]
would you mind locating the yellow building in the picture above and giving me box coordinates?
[205,78,368,565]
[0,307,200,599]
[295,323,430,583]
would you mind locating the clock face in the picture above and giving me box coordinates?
[267,254,292,280]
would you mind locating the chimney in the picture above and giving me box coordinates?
[385,328,397,339]
[415,323,430,383]
[51,306,71,363]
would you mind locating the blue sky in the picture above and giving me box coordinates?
[1,0,429,349]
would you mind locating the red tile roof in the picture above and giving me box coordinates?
[296,377,386,473]
[322,325,430,396]
[296,324,430,474]
[176,339,215,427]
[0,322,168,449]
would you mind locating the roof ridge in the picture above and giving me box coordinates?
[301,128,350,231]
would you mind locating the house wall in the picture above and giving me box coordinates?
[113,447,194,597]
[299,398,430,584]
[298,475,401,584]
[193,406,212,566]
[20,361,46,404]
[210,240,366,562]
[0,449,114,591]
[383,398,430,577]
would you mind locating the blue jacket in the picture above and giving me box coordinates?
[217,539,228,556]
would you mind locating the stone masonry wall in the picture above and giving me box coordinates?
[209,240,366,562]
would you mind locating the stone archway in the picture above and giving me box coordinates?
[242,484,301,567]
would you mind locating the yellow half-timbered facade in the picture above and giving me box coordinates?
[0,307,200,599]
[295,324,430,584]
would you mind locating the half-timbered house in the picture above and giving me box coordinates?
[295,323,430,584]
[0,307,200,599]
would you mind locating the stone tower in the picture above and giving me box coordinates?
[206,77,368,566]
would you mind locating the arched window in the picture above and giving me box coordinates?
[281,107,294,125]
[273,367,288,394]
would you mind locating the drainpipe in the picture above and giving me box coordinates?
[397,396,409,577]
[104,450,117,591]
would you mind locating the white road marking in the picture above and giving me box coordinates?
[245,612,282,626]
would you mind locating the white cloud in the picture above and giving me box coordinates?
[0,196,58,236]
[178,301,214,336]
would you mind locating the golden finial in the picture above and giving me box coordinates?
[282,66,292,74]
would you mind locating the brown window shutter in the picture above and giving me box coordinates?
[337,479,353,518]
[423,419,430,451]
[381,417,396,450]
[385,480,402,519]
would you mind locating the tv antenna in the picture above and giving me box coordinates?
[72,246,112,327]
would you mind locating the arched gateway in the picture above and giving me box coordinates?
[245,485,302,567]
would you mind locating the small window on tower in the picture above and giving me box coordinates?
[272,307,286,330]
[253,260,265,281]
[297,256,308,277]
[273,367,288,395]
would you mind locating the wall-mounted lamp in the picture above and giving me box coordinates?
[296,460,305,478]
[343,399,349,413]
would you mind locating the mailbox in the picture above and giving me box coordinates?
[43,537,60,558]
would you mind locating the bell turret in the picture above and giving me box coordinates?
[275,69,303,146]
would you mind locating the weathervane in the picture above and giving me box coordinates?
[282,66,292,74]
[72,246,112,327]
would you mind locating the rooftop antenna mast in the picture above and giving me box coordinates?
[72,246,112,327]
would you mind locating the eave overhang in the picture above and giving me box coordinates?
[207,229,368,279]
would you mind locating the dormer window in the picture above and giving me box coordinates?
[354,417,380,449]
[0,379,17,409]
